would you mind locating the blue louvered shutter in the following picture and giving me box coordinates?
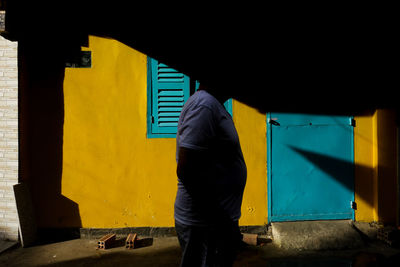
[149,58,190,136]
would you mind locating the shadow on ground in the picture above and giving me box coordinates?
[43,248,181,267]
[1,237,400,267]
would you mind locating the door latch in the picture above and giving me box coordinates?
[268,119,280,126]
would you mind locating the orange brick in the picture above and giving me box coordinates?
[125,233,137,249]
[97,233,116,250]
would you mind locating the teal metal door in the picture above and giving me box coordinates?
[267,113,354,222]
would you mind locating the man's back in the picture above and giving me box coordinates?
[174,90,247,226]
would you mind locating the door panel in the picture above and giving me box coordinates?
[268,113,354,222]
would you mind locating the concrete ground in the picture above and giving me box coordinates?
[1,236,400,267]
[1,220,400,266]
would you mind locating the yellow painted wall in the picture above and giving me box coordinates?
[234,101,268,226]
[354,114,376,221]
[354,110,398,224]
[62,35,268,228]
[63,36,177,228]
[62,35,396,228]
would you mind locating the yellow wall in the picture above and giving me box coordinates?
[354,114,376,221]
[354,110,398,224]
[62,35,396,228]
[62,35,268,228]
[63,36,177,228]
[234,101,268,226]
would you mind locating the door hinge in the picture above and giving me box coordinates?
[349,118,356,127]
[351,201,357,210]
[151,116,155,124]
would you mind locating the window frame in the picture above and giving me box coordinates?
[147,57,190,138]
[147,57,233,138]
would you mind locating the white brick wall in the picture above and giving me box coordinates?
[0,35,19,241]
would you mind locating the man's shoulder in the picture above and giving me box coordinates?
[190,90,220,110]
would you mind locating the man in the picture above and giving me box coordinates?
[175,85,247,266]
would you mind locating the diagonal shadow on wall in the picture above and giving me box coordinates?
[288,145,396,222]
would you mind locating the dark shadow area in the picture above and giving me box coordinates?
[42,247,181,267]
[289,146,397,224]
[289,145,372,212]
[289,146,355,193]
[18,39,82,242]
[267,258,353,267]
[265,253,400,267]
[3,1,398,116]
[35,228,81,245]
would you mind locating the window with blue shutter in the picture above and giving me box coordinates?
[147,57,190,138]
[147,57,233,138]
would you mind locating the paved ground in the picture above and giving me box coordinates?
[0,240,17,254]
[1,237,400,266]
